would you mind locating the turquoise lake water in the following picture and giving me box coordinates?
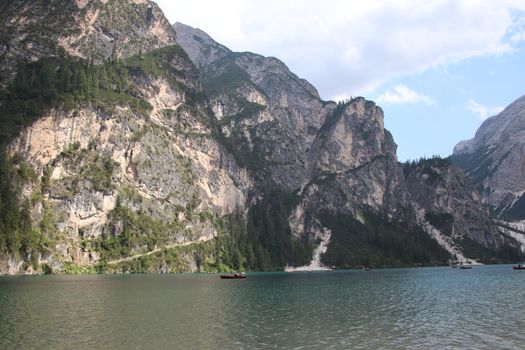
[1,265,524,349]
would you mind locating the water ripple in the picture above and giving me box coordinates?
[1,266,525,349]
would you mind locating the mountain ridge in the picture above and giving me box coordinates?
[0,3,521,274]
[175,22,521,266]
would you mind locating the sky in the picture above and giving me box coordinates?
[155,0,525,161]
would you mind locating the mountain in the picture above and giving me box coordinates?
[0,0,248,274]
[0,0,176,83]
[0,2,521,274]
[174,23,521,267]
[452,95,525,221]
[175,22,327,191]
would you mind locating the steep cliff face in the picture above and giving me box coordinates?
[0,0,175,83]
[175,22,328,191]
[175,23,522,267]
[296,104,518,265]
[452,95,525,220]
[307,98,397,176]
[403,158,521,262]
[0,6,521,274]
[0,2,250,274]
[302,98,404,216]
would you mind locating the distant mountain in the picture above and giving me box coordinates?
[452,95,525,221]
[0,2,521,274]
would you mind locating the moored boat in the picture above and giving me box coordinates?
[459,265,472,269]
[457,259,472,269]
[220,272,247,279]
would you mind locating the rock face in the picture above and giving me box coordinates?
[0,1,249,274]
[0,4,521,274]
[175,22,328,191]
[452,95,525,220]
[302,99,406,217]
[174,22,231,69]
[404,158,519,263]
[0,0,175,83]
[175,23,520,266]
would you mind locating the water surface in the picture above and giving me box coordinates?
[1,265,524,349]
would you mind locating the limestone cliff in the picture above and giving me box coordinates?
[0,4,521,274]
[0,1,250,274]
[452,95,525,221]
[175,22,522,266]
[175,22,328,191]
[0,0,176,84]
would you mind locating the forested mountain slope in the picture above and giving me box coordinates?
[0,1,521,274]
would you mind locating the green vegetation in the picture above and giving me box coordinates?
[50,147,117,197]
[97,190,314,274]
[0,151,40,260]
[63,261,97,274]
[403,155,451,181]
[244,188,313,270]
[201,57,269,173]
[104,241,216,274]
[0,45,198,266]
[125,45,189,80]
[404,155,451,169]
[201,54,252,95]
[0,56,152,145]
[85,155,116,193]
[218,123,270,172]
[152,188,313,272]
[91,203,183,261]
[458,237,524,264]
[0,44,199,146]
[100,187,315,274]
[217,100,265,127]
[320,210,451,268]
[213,213,250,272]
[124,45,203,104]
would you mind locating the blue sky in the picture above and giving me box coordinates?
[377,50,525,160]
[156,0,525,161]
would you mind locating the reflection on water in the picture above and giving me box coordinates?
[1,266,525,349]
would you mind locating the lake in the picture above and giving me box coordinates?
[1,265,524,349]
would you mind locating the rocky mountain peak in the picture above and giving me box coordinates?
[0,10,522,275]
[307,97,396,176]
[454,95,525,155]
[452,94,525,219]
[174,22,231,69]
[174,23,329,190]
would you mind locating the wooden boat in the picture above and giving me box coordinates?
[220,272,246,279]
[513,264,525,270]
[457,259,472,269]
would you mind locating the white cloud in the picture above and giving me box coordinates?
[156,0,525,99]
[376,85,435,105]
[466,99,504,120]
[508,15,525,43]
